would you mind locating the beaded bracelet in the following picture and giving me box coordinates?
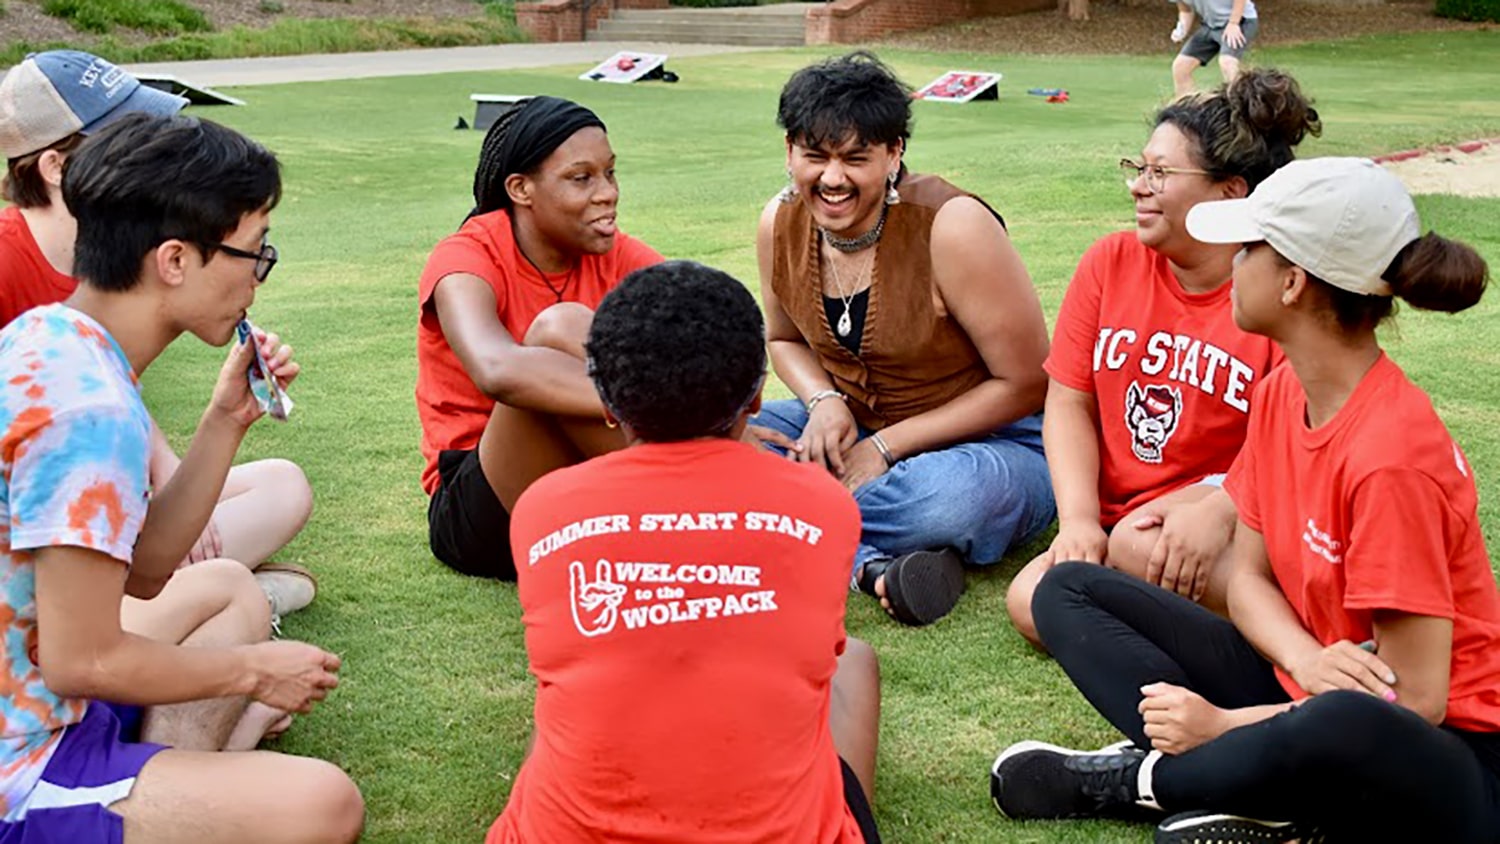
[805,389,845,414]
[869,432,897,468]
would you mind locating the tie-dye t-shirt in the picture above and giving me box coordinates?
[0,304,150,817]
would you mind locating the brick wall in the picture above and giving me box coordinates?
[807,0,1051,44]
[517,0,668,43]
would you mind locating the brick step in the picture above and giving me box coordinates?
[600,14,806,32]
[609,11,808,24]
[589,20,806,45]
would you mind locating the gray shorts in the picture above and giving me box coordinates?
[1181,17,1258,63]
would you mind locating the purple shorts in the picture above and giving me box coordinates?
[0,702,167,843]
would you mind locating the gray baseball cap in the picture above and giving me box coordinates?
[0,50,188,159]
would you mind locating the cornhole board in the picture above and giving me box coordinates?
[580,52,668,84]
[470,94,531,131]
[135,73,244,106]
[914,71,1002,104]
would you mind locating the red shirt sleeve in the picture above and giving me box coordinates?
[1044,238,1107,393]
[418,225,508,311]
[1342,468,1456,619]
[615,234,665,277]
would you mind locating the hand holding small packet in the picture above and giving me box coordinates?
[236,318,295,421]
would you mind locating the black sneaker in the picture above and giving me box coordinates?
[990,741,1152,820]
[1156,810,1323,843]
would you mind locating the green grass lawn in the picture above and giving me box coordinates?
[135,32,1500,842]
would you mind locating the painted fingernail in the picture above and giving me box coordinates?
[1383,690,1397,702]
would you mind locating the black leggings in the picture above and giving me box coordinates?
[1034,562,1500,842]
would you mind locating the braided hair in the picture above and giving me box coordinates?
[471,104,525,218]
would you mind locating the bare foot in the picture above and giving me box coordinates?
[224,701,293,751]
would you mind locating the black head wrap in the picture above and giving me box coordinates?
[471,96,606,217]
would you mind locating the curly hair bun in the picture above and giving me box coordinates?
[1157,66,1321,192]
[1226,68,1322,155]
[1386,232,1490,314]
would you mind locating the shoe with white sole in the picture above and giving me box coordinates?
[990,740,1163,820]
[1156,810,1324,843]
[254,562,317,633]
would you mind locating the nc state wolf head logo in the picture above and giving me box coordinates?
[1125,382,1182,464]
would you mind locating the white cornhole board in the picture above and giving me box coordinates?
[135,73,244,106]
[580,52,668,84]
[914,71,1002,104]
[470,94,531,131]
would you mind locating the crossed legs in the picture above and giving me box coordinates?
[1007,482,1231,648]
[212,459,314,570]
[120,560,286,752]
[477,302,623,512]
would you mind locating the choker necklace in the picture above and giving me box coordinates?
[820,205,888,254]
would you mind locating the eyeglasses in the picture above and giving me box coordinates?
[1120,158,1214,194]
[209,238,278,282]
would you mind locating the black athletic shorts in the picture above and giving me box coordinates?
[427,448,516,580]
[840,757,881,844]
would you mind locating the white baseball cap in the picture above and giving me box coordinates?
[1186,157,1420,297]
[0,50,187,159]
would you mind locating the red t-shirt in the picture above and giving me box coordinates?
[489,438,866,844]
[1045,231,1282,527]
[1226,355,1500,732]
[0,207,76,328]
[414,209,662,493]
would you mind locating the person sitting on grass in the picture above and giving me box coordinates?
[1006,68,1320,647]
[750,52,1055,627]
[990,158,1498,844]
[0,50,318,621]
[489,260,882,844]
[416,95,663,581]
[0,112,362,843]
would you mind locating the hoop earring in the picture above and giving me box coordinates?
[777,167,798,204]
[885,171,901,206]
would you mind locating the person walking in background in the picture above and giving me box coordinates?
[1170,0,1259,95]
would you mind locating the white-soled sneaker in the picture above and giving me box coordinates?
[990,741,1163,820]
[1156,810,1324,844]
[255,562,317,634]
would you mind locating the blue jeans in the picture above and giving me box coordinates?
[751,399,1056,577]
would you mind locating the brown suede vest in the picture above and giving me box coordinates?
[770,173,995,430]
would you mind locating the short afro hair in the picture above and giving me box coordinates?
[778,51,912,152]
[587,261,766,442]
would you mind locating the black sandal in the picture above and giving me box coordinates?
[857,548,965,626]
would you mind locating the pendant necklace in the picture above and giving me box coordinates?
[823,247,874,338]
[514,220,574,303]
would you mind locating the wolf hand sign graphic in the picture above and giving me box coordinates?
[570,559,627,637]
